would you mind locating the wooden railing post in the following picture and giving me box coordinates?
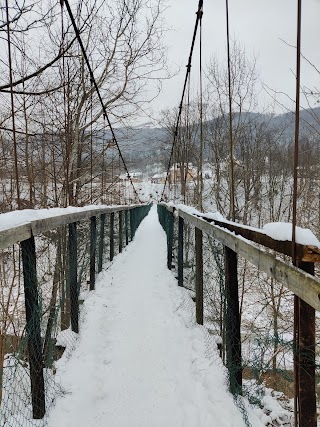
[89,216,97,291]
[296,261,316,427]
[125,210,129,245]
[119,211,123,253]
[195,227,203,324]
[21,237,46,419]
[178,216,184,287]
[110,212,115,261]
[98,213,106,273]
[224,246,242,395]
[69,222,78,333]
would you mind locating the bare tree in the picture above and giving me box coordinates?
[0,0,169,208]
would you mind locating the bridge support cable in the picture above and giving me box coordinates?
[62,0,141,203]
[182,73,192,204]
[225,0,235,222]
[197,4,204,211]
[5,0,21,210]
[221,17,246,403]
[292,0,302,267]
[161,0,203,201]
[291,2,309,427]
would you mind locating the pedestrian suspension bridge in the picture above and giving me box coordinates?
[1,0,319,426]
[0,202,319,427]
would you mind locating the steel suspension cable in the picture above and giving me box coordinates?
[62,0,141,203]
[160,0,203,201]
[292,0,302,267]
[225,0,235,221]
[183,73,192,204]
[198,7,204,210]
[61,2,69,207]
[90,72,93,204]
[292,2,302,425]
[5,0,21,209]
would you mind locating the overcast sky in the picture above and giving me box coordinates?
[150,0,320,120]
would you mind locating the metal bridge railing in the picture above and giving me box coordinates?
[158,202,320,427]
[0,203,151,427]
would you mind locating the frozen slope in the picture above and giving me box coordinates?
[47,206,253,427]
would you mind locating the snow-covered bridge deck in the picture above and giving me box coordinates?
[46,206,250,427]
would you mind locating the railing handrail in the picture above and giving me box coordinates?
[161,203,320,261]
[0,203,148,250]
[157,202,318,425]
[1,203,152,420]
[160,202,320,312]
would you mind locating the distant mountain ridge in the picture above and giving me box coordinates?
[272,106,320,135]
[100,106,320,162]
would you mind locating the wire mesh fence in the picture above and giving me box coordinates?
[0,204,151,427]
[158,203,320,427]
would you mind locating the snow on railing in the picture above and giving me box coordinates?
[158,202,319,427]
[0,203,151,426]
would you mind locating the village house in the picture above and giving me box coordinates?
[151,172,167,184]
[168,163,197,184]
[119,172,143,183]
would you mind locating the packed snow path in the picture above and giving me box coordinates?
[47,206,249,427]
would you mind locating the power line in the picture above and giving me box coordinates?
[62,0,141,204]
[160,0,203,202]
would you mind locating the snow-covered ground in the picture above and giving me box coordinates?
[45,206,263,427]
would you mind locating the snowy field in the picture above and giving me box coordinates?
[45,206,264,427]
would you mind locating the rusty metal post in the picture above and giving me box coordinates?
[195,227,203,325]
[119,211,123,253]
[296,261,316,427]
[178,216,184,287]
[224,246,242,395]
[21,237,46,419]
[89,216,97,291]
